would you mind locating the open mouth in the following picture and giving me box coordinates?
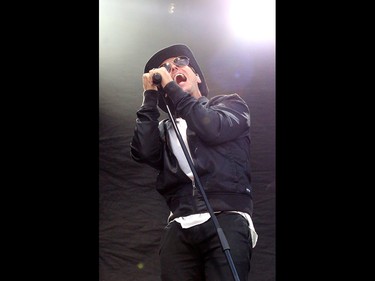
[174,73,187,85]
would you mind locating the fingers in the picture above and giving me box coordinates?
[149,67,173,88]
[142,72,157,91]
[142,67,172,91]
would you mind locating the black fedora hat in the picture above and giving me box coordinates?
[144,44,209,113]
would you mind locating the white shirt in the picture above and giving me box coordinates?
[167,118,258,247]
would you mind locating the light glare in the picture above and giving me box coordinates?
[229,0,275,43]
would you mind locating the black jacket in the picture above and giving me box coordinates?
[130,81,253,220]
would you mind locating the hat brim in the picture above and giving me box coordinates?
[144,44,208,113]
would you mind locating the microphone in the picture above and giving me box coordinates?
[152,73,162,85]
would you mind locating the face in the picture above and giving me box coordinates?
[160,57,202,99]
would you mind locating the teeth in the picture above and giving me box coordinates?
[175,73,185,80]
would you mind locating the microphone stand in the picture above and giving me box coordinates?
[155,74,241,281]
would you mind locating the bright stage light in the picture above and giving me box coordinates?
[228,0,275,43]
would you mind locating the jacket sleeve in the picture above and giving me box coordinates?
[129,90,163,170]
[164,81,251,145]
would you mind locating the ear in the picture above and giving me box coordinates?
[196,74,202,83]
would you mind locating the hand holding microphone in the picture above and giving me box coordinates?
[151,66,172,88]
[142,66,172,92]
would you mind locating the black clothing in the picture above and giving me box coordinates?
[130,81,253,221]
[159,212,252,281]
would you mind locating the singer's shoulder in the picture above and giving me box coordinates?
[208,93,247,105]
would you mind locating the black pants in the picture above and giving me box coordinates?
[159,212,253,281]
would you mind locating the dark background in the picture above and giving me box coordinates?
[99,0,275,280]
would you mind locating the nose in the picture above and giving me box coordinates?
[169,63,181,74]
[162,62,180,73]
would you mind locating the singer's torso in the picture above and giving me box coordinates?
[130,83,253,221]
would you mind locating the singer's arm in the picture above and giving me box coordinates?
[130,90,163,170]
[163,81,250,145]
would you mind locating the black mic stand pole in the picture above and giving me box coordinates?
[155,74,241,281]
